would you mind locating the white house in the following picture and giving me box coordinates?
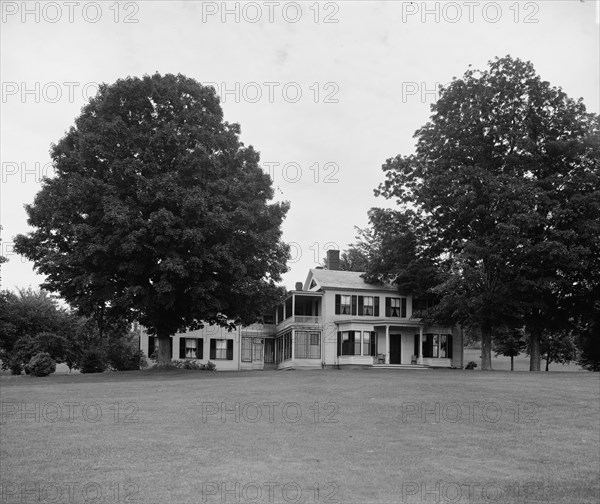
[139,251,463,370]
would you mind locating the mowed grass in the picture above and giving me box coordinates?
[1,368,598,504]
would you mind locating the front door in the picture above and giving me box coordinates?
[390,334,402,364]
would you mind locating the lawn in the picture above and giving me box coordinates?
[1,367,598,504]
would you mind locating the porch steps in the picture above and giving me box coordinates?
[371,364,430,370]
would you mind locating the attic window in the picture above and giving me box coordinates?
[310,279,317,289]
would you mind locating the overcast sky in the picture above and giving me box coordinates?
[1,0,599,294]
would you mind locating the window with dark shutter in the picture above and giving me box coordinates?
[335,294,341,315]
[351,296,357,316]
[210,339,216,359]
[385,298,391,317]
[179,338,186,359]
[197,339,203,359]
[447,335,453,359]
[358,296,364,316]
[337,332,341,356]
[402,298,407,318]
[374,297,379,316]
[414,334,419,357]
[370,331,377,356]
[226,339,234,360]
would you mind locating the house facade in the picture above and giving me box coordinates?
[139,251,463,370]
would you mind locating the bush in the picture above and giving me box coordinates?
[24,352,56,377]
[7,357,23,375]
[465,361,478,370]
[107,342,147,371]
[79,349,106,374]
[171,360,216,371]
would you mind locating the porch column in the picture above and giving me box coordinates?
[385,325,390,364]
[291,329,295,367]
[291,295,296,323]
[418,326,423,365]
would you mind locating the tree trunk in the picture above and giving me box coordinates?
[481,326,492,370]
[510,355,514,371]
[545,355,550,372]
[156,328,172,366]
[529,327,541,371]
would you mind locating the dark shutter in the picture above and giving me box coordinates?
[335,295,341,315]
[351,296,357,316]
[401,298,407,318]
[148,336,155,357]
[370,331,376,356]
[226,339,234,360]
[358,296,364,316]
[426,334,433,358]
[414,334,419,357]
[197,339,203,359]
[210,339,216,359]
[179,338,186,359]
[374,297,379,316]
[385,298,391,317]
[447,335,453,359]
[337,332,341,357]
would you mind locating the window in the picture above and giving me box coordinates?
[185,338,196,358]
[264,339,275,363]
[335,295,358,315]
[362,297,374,316]
[252,339,263,361]
[432,334,439,358]
[241,337,252,362]
[386,297,407,318]
[295,331,308,359]
[422,334,453,358]
[439,334,447,358]
[284,331,292,360]
[363,331,370,356]
[309,332,321,359]
[340,295,352,315]
[179,338,203,359]
[339,331,361,356]
[210,339,233,360]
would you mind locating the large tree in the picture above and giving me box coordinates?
[15,73,290,366]
[372,56,599,370]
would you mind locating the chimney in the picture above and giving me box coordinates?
[295,282,303,291]
[326,249,340,271]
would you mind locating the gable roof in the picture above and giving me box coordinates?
[305,269,398,292]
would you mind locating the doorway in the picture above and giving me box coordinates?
[390,334,402,364]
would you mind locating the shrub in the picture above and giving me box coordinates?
[465,361,478,370]
[25,352,56,377]
[170,360,216,371]
[107,341,147,371]
[4,357,23,375]
[79,349,106,374]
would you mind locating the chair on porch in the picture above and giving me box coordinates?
[377,353,385,364]
[411,355,418,365]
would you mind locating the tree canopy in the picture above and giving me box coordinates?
[15,73,290,365]
[363,56,599,370]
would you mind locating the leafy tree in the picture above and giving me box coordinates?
[493,327,525,371]
[372,56,599,370]
[527,329,579,372]
[14,73,290,366]
[577,311,600,371]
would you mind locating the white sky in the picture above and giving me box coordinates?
[1,0,599,295]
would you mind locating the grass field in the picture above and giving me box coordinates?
[1,367,598,504]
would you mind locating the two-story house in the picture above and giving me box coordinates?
[140,250,463,370]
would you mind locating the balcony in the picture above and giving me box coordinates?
[277,316,322,330]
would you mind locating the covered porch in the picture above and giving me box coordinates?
[373,323,453,368]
